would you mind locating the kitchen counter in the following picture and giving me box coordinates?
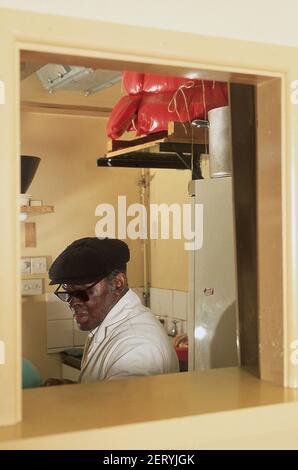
[1,367,298,449]
[60,351,81,370]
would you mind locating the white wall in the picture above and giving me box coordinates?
[21,112,144,379]
[1,0,298,47]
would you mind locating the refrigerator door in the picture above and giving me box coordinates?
[189,177,239,370]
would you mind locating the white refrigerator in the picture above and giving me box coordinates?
[188,177,239,370]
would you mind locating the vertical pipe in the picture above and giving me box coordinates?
[140,168,151,306]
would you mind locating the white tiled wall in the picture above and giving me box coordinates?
[46,293,88,352]
[150,287,173,318]
[47,319,73,349]
[131,287,146,305]
[149,288,188,335]
[46,293,72,320]
[173,290,188,321]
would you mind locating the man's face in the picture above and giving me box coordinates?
[65,279,116,331]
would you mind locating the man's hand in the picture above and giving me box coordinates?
[43,378,77,386]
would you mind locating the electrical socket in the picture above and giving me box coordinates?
[31,257,47,274]
[21,279,43,296]
[21,257,31,274]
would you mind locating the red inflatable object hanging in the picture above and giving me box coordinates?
[136,82,228,135]
[106,95,141,140]
[107,75,228,139]
[143,74,202,94]
[122,71,217,95]
[122,71,145,95]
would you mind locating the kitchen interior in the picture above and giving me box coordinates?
[19,52,281,389]
[20,57,195,384]
[0,4,294,450]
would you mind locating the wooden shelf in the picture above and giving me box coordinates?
[98,122,208,178]
[20,205,54,215]
[106,121,208,157]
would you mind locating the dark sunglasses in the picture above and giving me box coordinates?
[54,279,99,303]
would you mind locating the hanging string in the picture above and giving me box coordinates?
[168,81,195,135]
[131,116,137,131]
[168,79,209,178]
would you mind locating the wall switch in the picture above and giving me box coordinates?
[31,257,47,274]
[21,257,31,274]
[22,279,43,296]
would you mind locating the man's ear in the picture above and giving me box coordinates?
[114,272,126,291]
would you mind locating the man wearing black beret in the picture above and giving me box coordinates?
[45,237,178,385]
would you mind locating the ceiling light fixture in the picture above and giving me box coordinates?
[36,64,122,96]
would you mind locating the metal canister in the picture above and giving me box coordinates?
[208,106,232,178]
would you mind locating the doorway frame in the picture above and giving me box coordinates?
[0,8,297,426]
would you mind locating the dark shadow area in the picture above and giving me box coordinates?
[210,302,238,368]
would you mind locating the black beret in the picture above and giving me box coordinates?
[49,237,130,285]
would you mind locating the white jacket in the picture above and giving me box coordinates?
[79,289,179,382]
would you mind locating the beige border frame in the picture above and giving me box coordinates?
[0,8,298,426]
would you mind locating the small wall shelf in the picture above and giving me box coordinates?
[21,205,54,215]
[21,205,54,247]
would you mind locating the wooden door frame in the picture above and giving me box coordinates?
[0,8,297,425]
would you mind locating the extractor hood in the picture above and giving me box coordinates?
[36,64,122,96]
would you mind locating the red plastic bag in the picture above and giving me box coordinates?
[106,95,141,140]
[136,89,194,135]
[136,82,228,135]
[122,72,216,95]
[122,71,144,95]
[143,74,201,94]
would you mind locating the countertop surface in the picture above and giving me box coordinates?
[1,367,298,448]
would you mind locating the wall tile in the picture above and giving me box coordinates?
[47,319,73,349]
[150,287,173,318]
[172,290,188,321]
[46,293,72,320]
[180,320,187,334]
